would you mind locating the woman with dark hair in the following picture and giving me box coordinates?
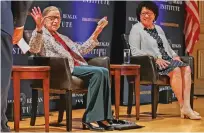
[129,1,201,120]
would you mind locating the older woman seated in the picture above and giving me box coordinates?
[29,6,114,131]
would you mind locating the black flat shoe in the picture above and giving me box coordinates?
[82,122,105,132]
[97,121,114,131]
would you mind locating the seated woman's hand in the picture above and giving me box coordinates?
[97,16,108,29]
[92,17,108,40]
[156,58,170,69]
[30,7,46,32]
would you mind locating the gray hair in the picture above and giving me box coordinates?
[42,6,61,17]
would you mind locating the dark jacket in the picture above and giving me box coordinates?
[1,1,32,36]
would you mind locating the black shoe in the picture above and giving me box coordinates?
[82,122,105,132]
[97,121,114,131]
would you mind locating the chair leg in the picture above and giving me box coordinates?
[151,84,159,119]
[30,89,38,126]
[66,90,72,132]
[190,83,194,109]
[58,94,65,123]
[127,82,134,116]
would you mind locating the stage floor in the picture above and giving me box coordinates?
[8,96,204,132]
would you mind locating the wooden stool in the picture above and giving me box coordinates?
[12,66,50,132]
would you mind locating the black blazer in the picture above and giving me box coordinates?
[1,1,32,36]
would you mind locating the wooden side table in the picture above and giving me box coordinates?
[12,66,50,132]
[110,64,140,120]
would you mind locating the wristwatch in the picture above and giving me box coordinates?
[155,55,162,60]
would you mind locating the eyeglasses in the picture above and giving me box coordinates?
[140,12,154,17]
[46,16,61,21]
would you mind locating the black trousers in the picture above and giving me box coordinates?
[1,30,13,132]
[72,65,113,123]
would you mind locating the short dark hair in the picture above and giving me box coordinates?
[136,1,159,22]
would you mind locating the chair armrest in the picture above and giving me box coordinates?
[28,56,73,89]
[86,56,110,69]
[180,56,194,80]
[130,55,158,83]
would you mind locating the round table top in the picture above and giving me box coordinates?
[110,64,140,69]
[12,65,50,71]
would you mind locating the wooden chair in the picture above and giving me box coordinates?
[121,34,195,119]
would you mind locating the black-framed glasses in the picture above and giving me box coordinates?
[140,12,154,17]
[47,16,61,21]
